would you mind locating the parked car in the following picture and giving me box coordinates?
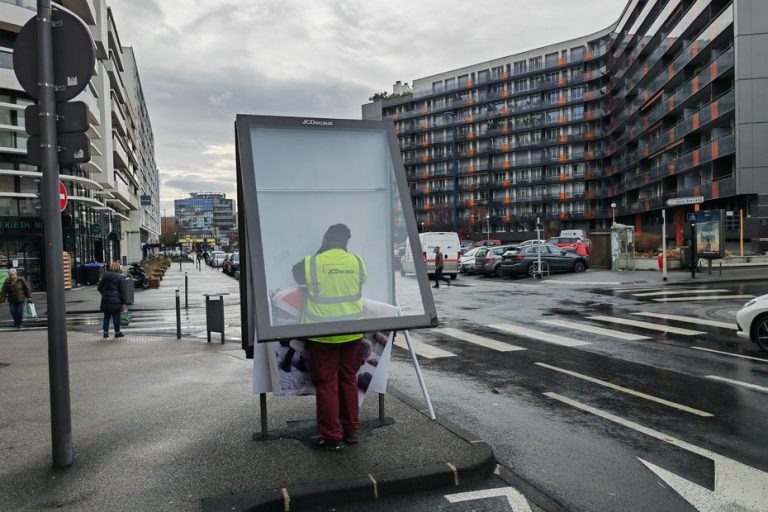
[401,232,461,279]
[736,295,768,352]
[222,252,240,275]
[208,251,225,267]
[474,245,516,276]
[460,247,481,274]
[515,239,547,249]
[500,244,589,277]
[211,252,227,268]
[470,239,503,249]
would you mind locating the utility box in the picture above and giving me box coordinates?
[204,293,229,344]
[121,277,134,305]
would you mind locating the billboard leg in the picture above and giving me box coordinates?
[378,393,386,422]
[251,393,268,440]
[402,330,436,420]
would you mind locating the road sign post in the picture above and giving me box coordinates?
[689,213,697,279]
[661,209,667,282]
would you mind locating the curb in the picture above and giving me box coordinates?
[208,391,496,512]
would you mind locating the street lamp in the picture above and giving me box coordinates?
[610,202,617,227]
[421,221,425,233]
[444,111,459,234]
[486,213,491,243]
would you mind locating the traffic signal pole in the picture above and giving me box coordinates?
[38,0,73,468]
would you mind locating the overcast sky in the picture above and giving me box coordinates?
[106,0,623,215]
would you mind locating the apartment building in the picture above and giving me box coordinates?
[174,192,235,246]
[0,0,159,289]
[364,0,767,250]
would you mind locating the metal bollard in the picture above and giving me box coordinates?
[184,272,189,309]
[719,261,722,276]
[175,288,181,339]
[179,258,182,272]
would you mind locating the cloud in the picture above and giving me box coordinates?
[106,0,624,214]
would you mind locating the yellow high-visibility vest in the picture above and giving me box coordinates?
[302,248,367,343]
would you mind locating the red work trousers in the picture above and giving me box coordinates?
[308,339,363,442]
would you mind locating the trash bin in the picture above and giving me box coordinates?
[203,293,229,344]
[122,277,134,305]
[82,262,104,285]
[679,247,691,269]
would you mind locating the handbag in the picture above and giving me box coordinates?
[120,307,131,326]
[23,301,37,319]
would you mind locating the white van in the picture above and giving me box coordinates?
[560,229,586,240]
[401,232,461,279]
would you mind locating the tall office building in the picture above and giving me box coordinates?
[0,0,159,289]
[364,0,766,250]
[174,192,235,246]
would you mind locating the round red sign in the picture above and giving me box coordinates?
[59,181,67,212]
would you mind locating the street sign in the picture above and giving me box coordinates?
[27,132,90,165]
[140,195,152,206]
[688,213,698,223]
[667,196,704,207]
[59,181,67,212]
[13,9,95,102]
[25,102,89,136]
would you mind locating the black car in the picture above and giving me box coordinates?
[500,244,588,277]
[222,252,240,276]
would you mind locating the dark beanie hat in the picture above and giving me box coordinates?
[324,223,351,243]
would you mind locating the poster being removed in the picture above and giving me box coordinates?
[254,293,396,404]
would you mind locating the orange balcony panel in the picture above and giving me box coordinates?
[423,187,429,195]
[560,192,568,201]
[710,61,718,80]
[668,161,676,175]
[424,204,431,210]
[501,107,509,115]
[502,215,511,223]
[502,179,510,187]
[668,65,674,79]
[464,97,474,105]
[503,196,511,205]
[502,161,510,169]
[643,118,649,128]
[558,58,566,66]
[501,90,509,98]
[558,116,566,124]
[421,155,430,163]
[692,113,700,130]
[422,171,429,179]
[467,148,475,157]
[501,126,509,134]
[585,112,594,120]
[467,132,475,140]
[644,174,650,184]
[468,182,476,190]
[693,185,701,197]
[559,135,567,143]
[669,130,675,143]
[467,114,475,122]
[643,63,649,74]
[467,164,476,173]
[559,174,567,181]
[420,106,428,114]
[585,190,596,199]
[465,80,473,88]
[502,143,510,151]
[560,211,569,219]
[711,101,719,119]
[395,127,400,134]
[501,71,509,79]
[465,199,474,207]
[584,92,593,101]
[668,97,675,110]
[585,151,594,159]
[584,71,592,80]
[559,155,567,162]
[712,179,720,199]
[558,77,566,86]
[692,150,700,166]
[692,76,699,93]
[393,113,400,120]
[419,121,428,129]
[712,140,719,159]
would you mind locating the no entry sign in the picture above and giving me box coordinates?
[59,181,67,212]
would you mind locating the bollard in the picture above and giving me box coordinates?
[184,272,189,309]
[175,288,181,339]
[719,261,722,276]
[179,258,182,272]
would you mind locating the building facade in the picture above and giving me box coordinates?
[364,0,767,251]
[174,193,235,246]
[0,0,159,290]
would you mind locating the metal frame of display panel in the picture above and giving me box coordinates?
[235,114,438,343]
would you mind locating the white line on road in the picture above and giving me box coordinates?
[587,315,705,336]
[535,363,713,417]
[654,294,754,303]
[434,327,526,352]
[692,346,768,363]
[704,375,768,394]
[632,289,730,297]
[393,336,457,359]
[541,280,623,285]
[538,319,650,341]
[633,312,737,330]
[445,487,533,511]
[488,323,590,347]
[544,392,768,511]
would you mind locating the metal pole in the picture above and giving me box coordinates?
[38,0,73,469]
[175,288,181,339]
[184,272,188,309]
[403,330,436,420]
[662,209,668,281]
[691,222,697,279]
[739,208,744,256]
[178,257,181,272]
[378,393,386,422]
[536,217,542,279]
[259,393,268,438]
[451,123,459,233]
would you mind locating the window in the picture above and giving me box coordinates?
[529,56,542,71]
[545,52,558,67]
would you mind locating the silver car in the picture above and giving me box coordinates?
[475,245,516,276]
[460,247,481,273]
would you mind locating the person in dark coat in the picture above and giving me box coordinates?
[0,268,31,329]
[98,262,126,339]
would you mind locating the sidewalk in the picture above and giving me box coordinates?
[0,307,494,511]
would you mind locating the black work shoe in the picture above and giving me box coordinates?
[115,332,125,339]
[103,332,109,339]
[343,434,359,444]
[310,437,345,451]
[433,285,439,288]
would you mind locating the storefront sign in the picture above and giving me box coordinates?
[667,196,704,206]
[90,224,102,236]
[0,217,44,234]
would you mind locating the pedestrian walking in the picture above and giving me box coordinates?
[0,268,31,329]
[292,223,367,451]
[97,262,126,339]
[432,246,451,288]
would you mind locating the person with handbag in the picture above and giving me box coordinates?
[0,268,32,330]
[97,262,126,339]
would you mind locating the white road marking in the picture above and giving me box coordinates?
[434,327,526,352]
[587,315,705,336]
[489,323,589,347]
[654,294,754,303]
[393,336,456,359]
[538,319,650,341]
[614,287,669,292]
[541,280,623,285]
[704,375,768,394]
[692,347,768,363]
[544,392,768,512]
[535,363,712,417]
[633,312,736,330]
[445,487,533,511]
[632,289,730,297]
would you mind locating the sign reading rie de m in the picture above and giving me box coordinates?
[0,217,44,234]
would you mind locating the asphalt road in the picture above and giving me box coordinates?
[381,273,768,511]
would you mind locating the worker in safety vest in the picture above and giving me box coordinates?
[292,223,367,450]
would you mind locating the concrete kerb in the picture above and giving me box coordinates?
[223,389,496,512]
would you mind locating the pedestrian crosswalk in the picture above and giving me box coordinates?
[613,286,753,304]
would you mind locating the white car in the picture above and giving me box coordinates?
[736,294,768,352]
[460,247,481,273]
[516,239,547,248]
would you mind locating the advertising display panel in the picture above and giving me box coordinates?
[696,210,725,259]
[235,115,437,344]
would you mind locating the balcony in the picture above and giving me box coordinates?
[112,134,129,171]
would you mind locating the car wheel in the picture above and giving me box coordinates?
[750,314,768,353]
[450,273,457,280]
[527,263,536,278]
[573,260,587,273]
